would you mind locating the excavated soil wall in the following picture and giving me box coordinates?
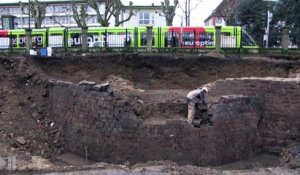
[207,77,300,154]
[43,54,300,89]
[48,80,261,166]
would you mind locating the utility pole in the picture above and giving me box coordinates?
[263,0,278,48]
[185,0,188,26]
[25,0,32,52]
[265,10,273,48]
[187,0,191,26]
[184,0,191,26]
[28,0,31,29]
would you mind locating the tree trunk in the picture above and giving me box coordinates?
[166,19,173,26]
[82,27,88,52]
[25,29,32,51]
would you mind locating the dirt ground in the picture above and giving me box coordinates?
[0,53,300,174]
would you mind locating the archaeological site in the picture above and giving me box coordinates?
[0,53,299,174]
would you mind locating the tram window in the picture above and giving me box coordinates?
[165,32,179,47]
[87,33,100,47]
[101,32,132,47]
[221,32,231,36]
[11,35,25,48]
[70,33,82,46]
[242,29,256,46]
[19,35,26,48]
[49,34,63,47]
[0,36,10,48]
[141,32,154,47]
[124,33,132,47]
[11,36,17,48]
[221,32,236,48]
[199,32,214,47]
[32,35,43,48]
[182,32,195,46]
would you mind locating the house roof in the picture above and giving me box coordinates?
[204,0,238,22]
[1,0,81,3]
[0,0,167,8]
[122,0,174,10]
[0,0,104,5]
[122,0,176,6]
[123,5,163,10]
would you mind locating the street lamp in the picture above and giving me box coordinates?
[263,0,278,48]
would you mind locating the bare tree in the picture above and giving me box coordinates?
[113,1,134,27]
[20,0,47,28]
[71,0,89,51]
[161,0,179,26]
[71,0,89,28]
[87,0,134,27]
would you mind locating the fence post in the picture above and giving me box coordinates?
[171,30,173,48]
[125,28,129,48]
[25,28,32,52]
[9,34,13,53]
[215,26,221,52]
[193,29,196,48]
[146,25,153,53]
[104,29,108,49]
[64,28,68,50]
[281,27,289,51]
[81,27,88,52]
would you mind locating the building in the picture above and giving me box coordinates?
[121,2,169,27]
[0,0,170,29]
[204,0,246,26]
[0,0,106,29]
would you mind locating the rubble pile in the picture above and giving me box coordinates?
[281,143,300,169]
[0,56,65,159]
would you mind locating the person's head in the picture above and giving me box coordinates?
[202,87,208,94]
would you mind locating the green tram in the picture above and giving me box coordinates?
[0,26,259,49]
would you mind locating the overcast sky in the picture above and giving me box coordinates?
[122,0,222,26]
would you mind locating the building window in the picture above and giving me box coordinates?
[87,6,94,13]
[43,17,49,25]
[46,6,53,13]
[22,17,29,25]
[216,17,223,25]
[9,7,21,14]
[0,7,6,14]
[53,5,62,13]
[152,15,154,24]
[91,16,97,23]
[53,5,69,13]
[139,12,150,25]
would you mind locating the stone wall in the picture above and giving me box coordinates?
[207,77,300,154]
[48,80,261,166]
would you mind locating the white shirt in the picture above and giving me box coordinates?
[187,89,202,99]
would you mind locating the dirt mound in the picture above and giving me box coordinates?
[281,143,300,169]
[204,50,226,58]
[105,75,145,95]
[0,56,64,160]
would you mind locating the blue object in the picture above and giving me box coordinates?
[41,48,47,57]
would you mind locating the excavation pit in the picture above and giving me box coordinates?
[1,53,300,170]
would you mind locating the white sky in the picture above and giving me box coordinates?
[122,0,222,26]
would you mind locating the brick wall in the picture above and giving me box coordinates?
[207,77,300,154]
[48,80,261,166]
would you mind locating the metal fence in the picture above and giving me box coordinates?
[0,28,245,50]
